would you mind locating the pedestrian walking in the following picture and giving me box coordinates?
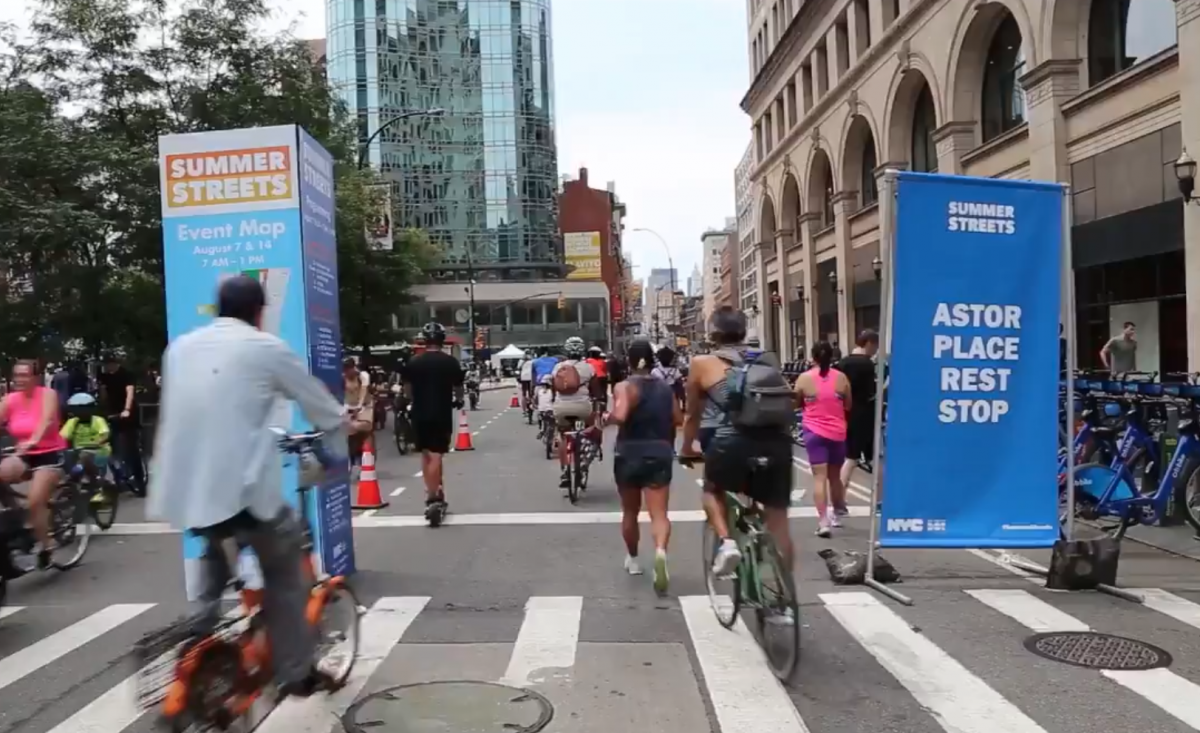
[794,341,851,538]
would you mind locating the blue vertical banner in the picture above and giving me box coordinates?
[297,129,356,578]
[880,172,1064,549]
[159,125,354,599]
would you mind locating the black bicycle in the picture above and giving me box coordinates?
[562,420,598,504]
[393,399,413,455]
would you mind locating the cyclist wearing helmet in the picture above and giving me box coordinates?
[551,337,597,489]
[584,346,608,410]
[401,323,465,510]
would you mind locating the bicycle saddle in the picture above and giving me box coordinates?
[1089,426,1118,440]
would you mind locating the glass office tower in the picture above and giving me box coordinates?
[326,0,560,279]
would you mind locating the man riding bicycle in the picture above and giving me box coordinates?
[585,346,609,413]
[148,275,349,697]
[552,337,597,490]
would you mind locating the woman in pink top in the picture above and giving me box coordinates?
[793,342,851,538]
[0,360,67,568]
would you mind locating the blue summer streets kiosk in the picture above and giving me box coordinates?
[863,171,1073,605]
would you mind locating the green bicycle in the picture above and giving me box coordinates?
[683,456,800,680]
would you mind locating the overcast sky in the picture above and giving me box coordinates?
[1,0,750,281]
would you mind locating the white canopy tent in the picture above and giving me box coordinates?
[494,344,525,359]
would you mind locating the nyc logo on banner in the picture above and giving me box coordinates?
[881,172,1064,549]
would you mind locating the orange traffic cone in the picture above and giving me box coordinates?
[351,436,388,509]
[454,410,475,451]
[510,393,520,408]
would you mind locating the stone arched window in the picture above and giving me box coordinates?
[860,130,878,206]
[911,85,937,173]
[981,13,1026,142]
[1088,0,1177,86]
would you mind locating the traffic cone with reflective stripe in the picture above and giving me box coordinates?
[351,436,388,509]
[454,410,474,451]
[510,393,520,407]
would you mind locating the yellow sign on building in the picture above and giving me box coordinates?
[564,231,602,281]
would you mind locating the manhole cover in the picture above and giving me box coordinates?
[342,680,554,732]
[1023,632,1173,670]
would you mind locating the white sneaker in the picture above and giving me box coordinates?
[652,549,669,595]
[711,539,742,578]
[828,508,842,528]
[624,555,643,575]
[815,521,832,538]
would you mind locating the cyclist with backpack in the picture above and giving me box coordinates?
[680,307,797,579]
[551,337,598,490]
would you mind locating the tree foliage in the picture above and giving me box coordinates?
[0,0,430,367]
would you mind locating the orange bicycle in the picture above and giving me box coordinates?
[136,429,360,732]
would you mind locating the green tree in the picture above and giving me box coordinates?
[0,0,431,365]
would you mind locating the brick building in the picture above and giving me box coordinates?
[558,168,629,349]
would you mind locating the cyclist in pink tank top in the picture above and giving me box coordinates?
[793,342,851,538]
[0,360,67,568]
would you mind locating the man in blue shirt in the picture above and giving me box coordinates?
[531,348,560,384]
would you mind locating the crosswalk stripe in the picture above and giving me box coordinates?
[501,595,582,687]
[966,588,1200,728]
[821,592,1049,733]
[256,596,430,733]
[0,606,25,620]
[0,604,154,693]
[679,595,810,733]
[1138,588,1200,632]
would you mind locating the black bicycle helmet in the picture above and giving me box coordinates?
[421,322,447,344]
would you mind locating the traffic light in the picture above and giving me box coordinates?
[557,294,567,310]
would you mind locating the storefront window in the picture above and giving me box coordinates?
[1088,0,1177,86]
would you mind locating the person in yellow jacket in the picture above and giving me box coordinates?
[59,393,111,504]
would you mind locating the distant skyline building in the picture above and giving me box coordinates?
[325,0,561,281]
[687,264,702,298]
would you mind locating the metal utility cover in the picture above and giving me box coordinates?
[342,680,554,733]
[1023,631,1173,671]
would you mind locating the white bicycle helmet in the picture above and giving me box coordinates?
[564,336,586,359]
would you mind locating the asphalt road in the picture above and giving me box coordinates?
[2,387,1200,733]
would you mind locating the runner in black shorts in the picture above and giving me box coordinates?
[402,323,464,509]
[837,329,879,490]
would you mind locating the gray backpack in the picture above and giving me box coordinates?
[715,348,796,430]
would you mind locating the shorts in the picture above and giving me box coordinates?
[703,434,791,509]
[553,400,592,429]
[614,455,672,489]
[698,428,716,453]
[803,430,847,466]
[845,423,874,462]
[23,450,64,472]
[413,419,453,454]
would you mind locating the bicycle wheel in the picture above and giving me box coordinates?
[50,483,91,570]
[567,436,582,504]
[315,582,361,687]
[702,523,741,629]
[88,482,119,531]
[751,536,800,681]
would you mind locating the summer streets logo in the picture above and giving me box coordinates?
[885,518,948,533]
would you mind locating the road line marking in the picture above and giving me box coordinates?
[964,550,1042,585]
[680,596,810,733]
[791,457,873,502]
[257,596,430,732]
[48,609,242,733]
[0,606,24,620]
[390,486,406,497]
[0,604,155,692]
[790,488,806,504]
[361,509,378,518]
[965,588,1200,728]
[822,592,1047,733]
[353,506,872,528]
[1138,588,1200,631]
[501,596,582,687]
[414,470,423,477]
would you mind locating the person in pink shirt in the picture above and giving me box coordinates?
[0,360,67,568]
[793,342,851,538]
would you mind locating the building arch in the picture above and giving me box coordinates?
[1082,0,1178,88]
[805,146,836,230]
[779,173,803,244]
[840,114,880,210]
[1044,0,1088,60]
[885,67,939,172]
[947,0,1038,143]
[757,193,778,249]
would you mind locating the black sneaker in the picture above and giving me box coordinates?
[278,668,340,698]
[35,549,51,571]
[559,471,570,489]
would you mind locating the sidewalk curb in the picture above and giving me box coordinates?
[1080,518,1200,563]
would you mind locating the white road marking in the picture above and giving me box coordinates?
[501,596,582,687]
[821,592,1048,733]
[790,488,807,504]
[680,596,810,733]
[792,457,873,502]
[353,506,872,528]
[964,549,1042,586]
[1138,588,1200,632]
[414,470,423,477]
[361,509,378,518]
[257,596,430,733]
[0,606,24,620]
[48,609,243,733]
[390,486,406,497]
[965,588,1200,728]
[0,604,155,692]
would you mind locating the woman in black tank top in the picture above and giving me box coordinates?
[607,340,681,595]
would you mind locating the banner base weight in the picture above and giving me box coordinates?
[1047,537,1119,591]
[864,577,913,606]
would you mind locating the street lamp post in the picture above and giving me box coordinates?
[356,108,446,360]
[632,227,677,295]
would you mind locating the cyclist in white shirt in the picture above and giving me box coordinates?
[551,337,596,489]
[519,356,535,409]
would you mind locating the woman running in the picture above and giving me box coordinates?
[0,360,67,568]
[794,341,851,538]
[608,340,680,595]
